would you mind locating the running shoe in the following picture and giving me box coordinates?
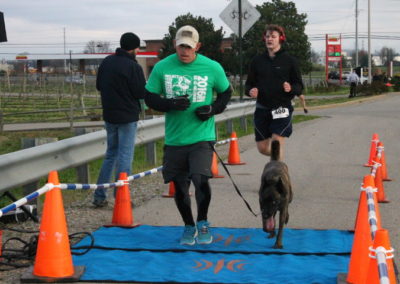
[196,220,213,244]
[180,225,197,245]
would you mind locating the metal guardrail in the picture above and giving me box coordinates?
[0,101,255,193]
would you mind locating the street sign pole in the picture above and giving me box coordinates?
[238,0,243,101]
[220,0,260,100]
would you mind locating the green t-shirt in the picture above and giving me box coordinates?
[145,54,230,146]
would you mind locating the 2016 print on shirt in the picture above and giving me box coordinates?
[164,74,208,103]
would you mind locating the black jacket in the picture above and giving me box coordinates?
[245,49,303,110]
[96,48,146,123]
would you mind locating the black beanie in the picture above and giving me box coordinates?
[120,32,140,51]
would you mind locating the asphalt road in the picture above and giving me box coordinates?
[134,92,400,267]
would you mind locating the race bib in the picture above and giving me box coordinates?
[271,107,289,119]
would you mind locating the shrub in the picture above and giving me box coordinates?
[306,81,343,94]
[391,75,400,91]
[356,81,388,96]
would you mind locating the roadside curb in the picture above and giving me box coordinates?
[295,92,398,113]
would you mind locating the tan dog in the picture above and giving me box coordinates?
[259,140,293,249]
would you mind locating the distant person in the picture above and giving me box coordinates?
[245,24,303,159]
[372,68,382,82]
[298,94,308,113]
[347,70,359,98]
[93,32,146,208]
[144,25,231,245]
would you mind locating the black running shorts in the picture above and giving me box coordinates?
[162,141,214,183]
[253,107,293,141]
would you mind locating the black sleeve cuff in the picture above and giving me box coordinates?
[144,90,171,112]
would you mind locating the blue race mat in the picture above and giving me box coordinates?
[71,226,352,283]
[72,225,353,254]
[73,250,349,283]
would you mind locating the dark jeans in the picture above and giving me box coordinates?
[349,82,357,97]
[94,121,137,202]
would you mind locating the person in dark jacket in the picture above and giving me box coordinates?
[245,24,303,159]
[93,32,146,207]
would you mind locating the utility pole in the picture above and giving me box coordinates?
[355,0,359,67]
[63,27,67,73]
[367,0,372,83]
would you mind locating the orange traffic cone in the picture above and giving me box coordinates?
[227,132,245,165]
[162,181,176,198]
[105,172,139,227]
[354,175,381,232]
[347,177,374,284]
[211,152,224,178]
[21,171,84,282]
[365,229,397,284]
[377,142,392,181]
[373,157,389,203]
[364,133,379,167]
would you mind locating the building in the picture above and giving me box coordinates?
[10,37,235,77]
[12,50,158,78]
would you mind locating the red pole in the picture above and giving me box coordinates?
[339,34,343,85]
[325,34,329,81]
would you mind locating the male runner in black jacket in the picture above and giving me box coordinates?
[245,24,303,159]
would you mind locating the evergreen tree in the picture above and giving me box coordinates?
[159,13,224,62]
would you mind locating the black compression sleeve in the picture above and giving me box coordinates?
[212,86,232,114]
[144,90,171,112]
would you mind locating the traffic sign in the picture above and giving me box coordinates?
[219,0,261,36]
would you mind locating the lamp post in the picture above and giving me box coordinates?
[355,0,359,67]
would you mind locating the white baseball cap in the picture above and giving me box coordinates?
[175,25,199,49]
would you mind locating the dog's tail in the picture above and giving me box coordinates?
[270,140,280,161]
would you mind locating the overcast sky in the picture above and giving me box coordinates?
[1,0,400,60]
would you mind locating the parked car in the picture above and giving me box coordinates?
[65,75,85,84]
[328,71,340,80]
[342,71,351,80]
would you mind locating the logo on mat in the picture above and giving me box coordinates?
[193,259,247,273]
[213,234,251,246]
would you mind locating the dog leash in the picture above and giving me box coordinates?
[210,143,259,217]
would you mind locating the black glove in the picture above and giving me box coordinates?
[168,95,190,111]
[303,108,308,114]
[195,105,215,121]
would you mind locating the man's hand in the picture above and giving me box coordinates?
[283,82,291,93]
[249,88,258,98]
[168,95,190,111]
[195,105,214,121]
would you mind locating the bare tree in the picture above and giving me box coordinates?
[310,49,320,64]
[379,46,397,66]
[84,41,112,53]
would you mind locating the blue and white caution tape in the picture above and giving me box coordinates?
[0,183,54,217]
[369,246,394,284]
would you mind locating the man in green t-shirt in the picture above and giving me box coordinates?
[145,25,231,246]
